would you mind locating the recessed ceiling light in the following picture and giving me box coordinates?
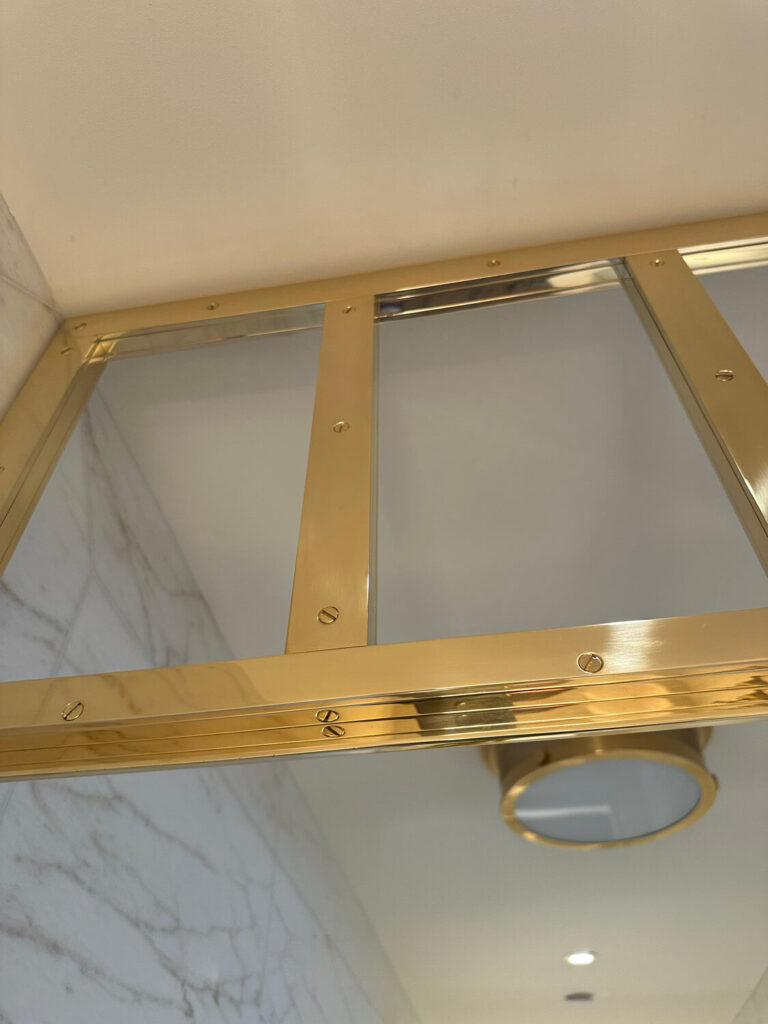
[565,950,596,966]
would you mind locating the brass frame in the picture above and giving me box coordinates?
[1,210,768,780]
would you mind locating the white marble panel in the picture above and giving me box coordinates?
[271,761,420,1024]
[0,420,90,681]
[0,768,275,1024]
[261,865,383,1024]
[0,194,56,306]
[0,271,60,418]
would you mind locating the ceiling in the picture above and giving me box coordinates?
[96,266,768,1024]
[1,0,767,316]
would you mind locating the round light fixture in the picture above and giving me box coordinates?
[565,951,596,966]
[484,729,717,849]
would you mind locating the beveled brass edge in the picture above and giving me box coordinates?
[285,297,375,653]
[624,251,768,571]
[65,212,768,343]
[1,607,767,779]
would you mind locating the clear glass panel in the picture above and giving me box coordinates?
[696,264,768,383]
[377,279,768,644]
[514,757,702,844]
[0,317,321,681]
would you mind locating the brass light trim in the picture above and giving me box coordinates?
[485,730,718,850]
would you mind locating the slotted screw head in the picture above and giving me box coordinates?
[61,700,84,721]
[332,420,350,433]
[577,652,604,674]
[651,258,665,266]
[318,605,340,624]
[316,708,340,723]
[342,305,355,314]
[322,724,346,738]
[487,258,501,267]
[715,369,735,382]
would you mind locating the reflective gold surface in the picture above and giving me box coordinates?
[0,608,766,779]
[2,211,768,780]
[285,297,376,653]
[626,250,768,570]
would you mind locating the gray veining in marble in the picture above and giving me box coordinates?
[0,193,60,419]
[0,191,419,1024]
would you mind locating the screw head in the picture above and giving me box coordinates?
[487,258,501,268]
[206,302,219,311]
[61,700,84,721]
[342,305,355,314]
[715,369,735,382]
[322,724,346,738]
[318,605,340,624]
[316,708,340,723]
[577,652,604,674]
[651,258,665,267]
[332,420,350,433]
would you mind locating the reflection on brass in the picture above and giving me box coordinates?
[315,709,341,723]
[625,250,768,571]
[577,652,604,674]
[485,729,717,849]
[322,724,346,738]
[286,297,375,654]
[61,701,85,722]
[1,212,768,779]
[0,609,766,780]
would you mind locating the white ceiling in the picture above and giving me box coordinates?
[1,0,767,316]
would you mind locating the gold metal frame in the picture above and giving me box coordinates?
[1,211,767,780]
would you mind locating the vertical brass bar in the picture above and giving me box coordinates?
[0,327,103,575]
[624,250,768,571]
[286,297,376,653]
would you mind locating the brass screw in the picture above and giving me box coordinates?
[60,345,72,355]
[206,302,219,311]
[342,305,355,314]
[651,258,665,267]
[322,724,346,738]
[61,700,84,721]
[316,708,340,723]
[318,605,340,624]
[577,652,604,674]
[332,420,350,433]
[487,258,501,268]
[715,369,735,382]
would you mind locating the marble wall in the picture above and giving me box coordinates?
[0,194,420,1024]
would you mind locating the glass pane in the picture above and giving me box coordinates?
[514,758,702,844]
[0,317,320,681]
[377,279,768,644]
[696,264,768,383]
